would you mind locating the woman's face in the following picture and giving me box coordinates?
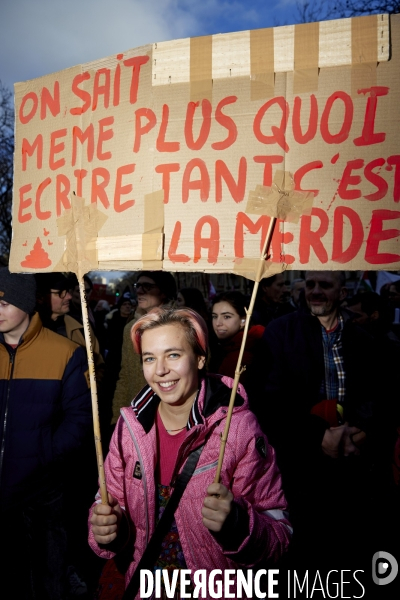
[212,301,244,340]
[135,277,165,313]
[141,324,205,408]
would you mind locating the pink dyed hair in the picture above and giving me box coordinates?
[130,307,208,360]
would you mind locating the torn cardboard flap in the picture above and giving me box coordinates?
[233,257,286,282]
[245,171,314,224]
[57,195,107,275]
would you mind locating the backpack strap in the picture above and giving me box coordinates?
[121,443,205,599]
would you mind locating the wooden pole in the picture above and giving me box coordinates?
[214,217,277,483]
[58,193,109,503]
[78,271,108,504]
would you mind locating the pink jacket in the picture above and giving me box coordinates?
[89,375,291,597]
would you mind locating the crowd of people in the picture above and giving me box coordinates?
[0,267,399,599]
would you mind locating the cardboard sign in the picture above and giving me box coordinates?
[9,13,400,278]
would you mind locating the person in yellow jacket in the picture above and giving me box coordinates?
[110,271,177,426]
[35,271,104,593]
[35,272,104,371]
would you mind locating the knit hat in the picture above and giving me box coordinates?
[0,269,37,314]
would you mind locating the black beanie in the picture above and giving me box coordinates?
[0,269,37,314]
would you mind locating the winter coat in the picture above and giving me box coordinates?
[64,314,104,368]
[0,313,92,510]
[249,307,379,497]
[252,299,295,328]
[111,316,146,424]
[89,375,291,598]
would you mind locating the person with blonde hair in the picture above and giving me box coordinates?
[89,307,290,598]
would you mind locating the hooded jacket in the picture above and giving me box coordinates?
[89,375,291,597]
[0,313,92,509]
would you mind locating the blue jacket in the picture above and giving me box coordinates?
[0,313,92,509]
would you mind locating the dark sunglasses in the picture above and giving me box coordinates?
[50,289,70,299]
[134,282,158,293]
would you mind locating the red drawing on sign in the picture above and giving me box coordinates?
[48,240,53,245]
[22,241,27,246]
[43,228,50,236]
[21,238,52,268]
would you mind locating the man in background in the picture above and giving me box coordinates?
[35,272,104,371]
[252,273,294,326]
[253,271,381,572]
[68,273,97,332]
[35,271,104,594]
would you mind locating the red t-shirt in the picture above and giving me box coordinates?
[155,410,187,486]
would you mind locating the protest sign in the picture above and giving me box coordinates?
[9,13,400,278]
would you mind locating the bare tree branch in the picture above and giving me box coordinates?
[296,0,338,23]
[296,0,399,23]
[336,0,400,17]
[0,81,13,265]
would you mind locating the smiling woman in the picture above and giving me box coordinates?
[89,307,291,598]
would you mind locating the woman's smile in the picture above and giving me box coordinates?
[141,324,205,408]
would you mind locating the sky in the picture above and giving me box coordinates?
[0,0,306,283]
[0,0,303,92]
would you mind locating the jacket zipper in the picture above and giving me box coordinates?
[121,412,150,545]
[0,351,16,484]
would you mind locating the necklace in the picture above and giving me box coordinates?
[165,425,186,433]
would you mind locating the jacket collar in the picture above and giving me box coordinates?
[131,374,245,434]
[202,374,245,417]
[298,304,353,326]
[64,314,84,334]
